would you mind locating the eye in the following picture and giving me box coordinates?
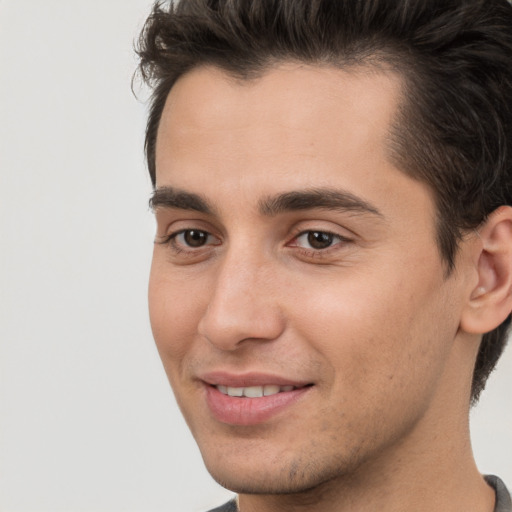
[293,230,343,250]
[168,229,221,250]
[176,229,211,248]
[155,228,220,253]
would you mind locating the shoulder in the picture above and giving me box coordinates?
[485,475,512,512]
[206,498,238,512]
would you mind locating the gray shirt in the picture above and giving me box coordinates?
[207,475,512,512]
[486,475,512,512]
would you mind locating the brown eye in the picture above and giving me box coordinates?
[306,231,335,249]
[182,230,209,247]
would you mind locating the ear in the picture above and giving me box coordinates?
[460,206,512,335]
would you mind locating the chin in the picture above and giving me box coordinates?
[201,448,351,496]
[206,467,314,495]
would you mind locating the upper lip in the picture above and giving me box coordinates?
[199,371,312,388]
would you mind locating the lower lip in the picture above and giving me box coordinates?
[205,385,311,426]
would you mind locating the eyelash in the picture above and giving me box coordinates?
[156,228,352,260]
[157,229,219,254]
[289,230,352,256]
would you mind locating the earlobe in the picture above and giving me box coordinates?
[461,206,512,335]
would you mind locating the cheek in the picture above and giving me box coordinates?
[148,259,206,365]
[288,262,455,396]
[283,275,456,453]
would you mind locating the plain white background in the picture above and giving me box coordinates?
[0,1,510,511]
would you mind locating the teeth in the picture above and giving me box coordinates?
[263,385,280,396]
[227,387,244,397]
[244,386,264,398]
[216,385,297,397]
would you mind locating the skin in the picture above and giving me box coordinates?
[149,64,503,511]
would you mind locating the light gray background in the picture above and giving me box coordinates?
[0,1,510,511]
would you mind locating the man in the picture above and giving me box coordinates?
[137,0,512,510]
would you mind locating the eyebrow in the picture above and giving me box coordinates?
[149,186,383,219]
[259,188,383,218]
[150,186,214,214]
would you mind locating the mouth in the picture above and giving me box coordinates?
[201,374,314,426]
[214,384,301,398]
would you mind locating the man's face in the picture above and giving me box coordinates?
[149,64,470,494]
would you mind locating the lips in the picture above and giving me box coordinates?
[200,372,313,426]
[216,384,297,397]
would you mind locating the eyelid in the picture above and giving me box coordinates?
[288,220,355,240]
[156,228,221,247]
[289,229,351,247]
[154,214,221,241]
[295,230,345,244]
[284,226,356,263]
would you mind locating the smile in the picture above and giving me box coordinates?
[215,384,297,397]
[205,381,313,425]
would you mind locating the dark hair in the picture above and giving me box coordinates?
[136,0,512,402]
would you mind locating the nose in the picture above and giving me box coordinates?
[197,251,285,351]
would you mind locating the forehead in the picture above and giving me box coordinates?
[155,63,402,183]
[153,63,433,229]
[159,62,401,128]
